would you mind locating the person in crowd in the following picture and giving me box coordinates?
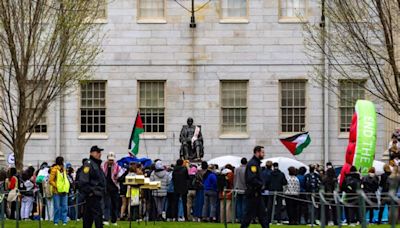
[20,171,35,220]
[322,167,338,225]
[118,163,129,221]
[241,146,269,228]
[285,166,300,225]
[305,164,321,224]
[75,158,88,220]
[362,167,379,224]
[192,162,207,222]
[202,163,218,222]
[378,164,392,224]
[172,159,189,221]
[7,167,18,219]
[261,160,272,215]
[150,160,170,221]
[80,145,106,228]
[187,164,198,221]
[103,152,122,226]
[388,165,400,223]
[267,162,287,225]
[296,166,308,224]
[219,164,234,223]
[66,164,76,221]
[341,166,361,226]
[126,162,141,222]
[36,162,50,220]
[49,156,70,225]
[234,158,247,223]
[166,165,175,221]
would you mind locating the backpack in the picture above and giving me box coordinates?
[42,180,53,198]
[217,174,227,192]
[56,170,70,194]
[305,173,320,192]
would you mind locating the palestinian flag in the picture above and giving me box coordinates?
[280,132,311,156]
[128,112,144,156]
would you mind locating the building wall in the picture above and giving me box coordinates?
[20,0,387,167]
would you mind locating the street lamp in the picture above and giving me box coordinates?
[174,0,211,28]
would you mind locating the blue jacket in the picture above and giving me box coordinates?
[203,170,217,191]
[297,174,306,192]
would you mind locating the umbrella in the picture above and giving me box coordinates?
[261,157,308,177]
[117,156,153,169]
[208,155,242,168]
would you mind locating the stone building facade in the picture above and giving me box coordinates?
[5,0,391,167]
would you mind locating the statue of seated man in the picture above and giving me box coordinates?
[179,117,204,161]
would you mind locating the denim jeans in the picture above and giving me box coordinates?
[202,190,217,219]
[53,194,68,224]
[236,193,246,221]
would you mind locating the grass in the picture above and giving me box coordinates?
[1,221,395,228]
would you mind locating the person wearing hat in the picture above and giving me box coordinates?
[80,145,106,228]
[102,152,122,226]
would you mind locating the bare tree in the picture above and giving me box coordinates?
[304,0,400,116]
[0,0,103,171]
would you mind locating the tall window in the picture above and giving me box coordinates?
[280,81,306,132]
[221,81,248,133]
[138,0,165,20]
[221,0,248,19]
[27,81,47,133]
[280,0,306,18]
[80,81,106,133]
[139,81,165,133]
[339,80,365,132]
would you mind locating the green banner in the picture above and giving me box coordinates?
[353,100,377,175]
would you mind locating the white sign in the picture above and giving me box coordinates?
[7,153,15,165]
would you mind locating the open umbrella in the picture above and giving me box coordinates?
[261,157,308,177]
[208,155,242,168]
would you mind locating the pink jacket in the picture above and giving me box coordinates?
[102,162,122,189]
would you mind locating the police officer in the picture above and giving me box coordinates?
[241,146,269,228]
[80,145,106,228]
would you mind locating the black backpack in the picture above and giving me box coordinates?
[305,173,320,192]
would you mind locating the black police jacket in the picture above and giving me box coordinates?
[79,156,106,198]
[245,156,264,195]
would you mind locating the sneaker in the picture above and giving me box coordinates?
[54,224,58,226]
[111,223,118,226]
[63,224,67,226]
[103,221,110,226]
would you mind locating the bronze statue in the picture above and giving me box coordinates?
[179,117,204,161]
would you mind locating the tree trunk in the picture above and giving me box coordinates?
[14,138,25,172]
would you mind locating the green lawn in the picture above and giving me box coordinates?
[1,221,395,228]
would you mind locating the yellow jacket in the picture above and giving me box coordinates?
[49,165,62,194]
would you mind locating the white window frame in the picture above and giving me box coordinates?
[85,0,108,24]
[220,80,248,137]
[137,0,167,24]
[338,80,366,134]
[279,80,307,133]
[278,0,308,23]
[219,0,249,24]
[26,80,49,139]
[79,81,107,138]
[138,81,166,138]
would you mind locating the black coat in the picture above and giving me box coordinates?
[245,156,264,195]
[172,165,189,194]
[362,174,379,193]
[269,169,287,191]
[79,156,106,198]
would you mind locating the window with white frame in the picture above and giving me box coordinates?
[80,81,106,133]
[221,81,248,133]
[280,80,306,132]
[26,81,47,133]
[279,0,306,18]
[139,81,165,133]
[137,0,165,20]
[339,80,365,132]
[221,0,248,19]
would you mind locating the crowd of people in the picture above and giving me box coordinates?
[0,145,400,227]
